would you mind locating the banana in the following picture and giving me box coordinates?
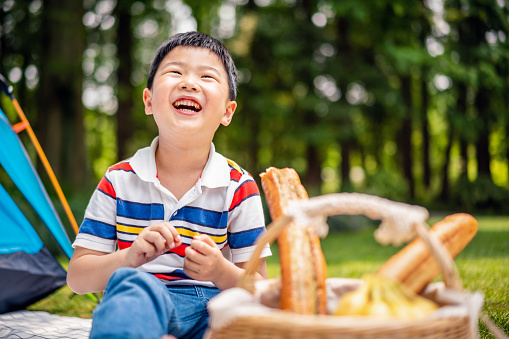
[334,275,438,318]
[383,277,438,318]
[363,275,393,317]
[334,279,370,316]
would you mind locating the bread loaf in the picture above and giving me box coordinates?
[260,167,327,315]
[376,213,478,294]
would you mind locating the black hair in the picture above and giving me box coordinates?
[147,31,238,100]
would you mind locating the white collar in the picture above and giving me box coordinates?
[130,137,230,188]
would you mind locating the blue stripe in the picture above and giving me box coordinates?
[172,206,228,229]
[80,218,116,240]
[170,269,191,279]
[228,227,265,249]
[154,269,191,280]
[117,198,164,220]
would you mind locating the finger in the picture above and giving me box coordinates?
[189,240,210,257]
[134,237,158,258]
[183,265,198,280]
[183,256,200,272]
[193,234,216,247]
[190,236,217,256]
[183,255,199,278]
[152,223,180,250]
[164,223,182,247]
[184,246,203,264]
[143,230,168,254]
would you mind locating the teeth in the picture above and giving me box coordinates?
[173,99,202,112]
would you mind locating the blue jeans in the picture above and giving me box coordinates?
[89,268,220,339]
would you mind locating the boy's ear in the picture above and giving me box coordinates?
[143,88,153,115]
[221,100,237,126]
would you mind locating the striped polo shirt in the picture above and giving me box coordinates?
[72,137,271,287]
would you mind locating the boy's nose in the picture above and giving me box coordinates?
[179,78,198,91]
[180,84,197,91]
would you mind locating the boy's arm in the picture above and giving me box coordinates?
[67,222,182,294]
[67,246,130,294]
[183,234,267,291]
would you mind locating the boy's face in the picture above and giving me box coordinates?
[143,46,236,142]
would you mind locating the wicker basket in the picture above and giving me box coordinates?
[205,193,485,339]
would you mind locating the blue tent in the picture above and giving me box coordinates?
[0,106,73,313]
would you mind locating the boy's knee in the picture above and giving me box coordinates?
[109,267,138,282]
[93,268,176,338]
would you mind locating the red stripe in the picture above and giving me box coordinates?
[118,239,132,250]
[169,244,188,257]
[154,274,183,280]
[97,176,116,198]
[109,162,134,172]
[229,180,259,210]
[118,241,188,254]
[230,169,242,182]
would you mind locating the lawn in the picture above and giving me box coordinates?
[30,214,509,338]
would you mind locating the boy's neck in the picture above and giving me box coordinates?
[154,136,211,200]
[156,136,210,173]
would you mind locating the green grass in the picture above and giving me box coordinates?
[29,215,508,337]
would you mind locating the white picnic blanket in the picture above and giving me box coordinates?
[0,311,91,339]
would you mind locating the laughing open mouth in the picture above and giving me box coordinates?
[173,99,202,113]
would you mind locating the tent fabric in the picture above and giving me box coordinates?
[0,182,43,255]
[0,247,67,314]
[0,106,73,314]
[0,108,73,259]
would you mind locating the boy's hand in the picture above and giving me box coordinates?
[183,234,226,283]
[125,222,181,268]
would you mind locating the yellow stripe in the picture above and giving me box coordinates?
[178,228,227,244]
[226,158,242,173]
[117,224,144,234]
[116,224,227,244]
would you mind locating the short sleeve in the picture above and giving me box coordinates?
[227,171,271,263]
[72,172,117,253]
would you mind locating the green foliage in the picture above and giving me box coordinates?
[451,175,509,213]
[361,169,410,202]
[1,0,509,214]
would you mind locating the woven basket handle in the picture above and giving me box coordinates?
[238,215,293,293]
[238,193,463,293]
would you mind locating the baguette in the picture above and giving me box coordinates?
[260,167,327,315]
[376,213,478,294]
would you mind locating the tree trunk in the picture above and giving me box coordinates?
[506,121,509,188]
[304,141,322,190]
[299,0,322,191]
[400,76,415,199]
[421,79,431,189]
[340,143,352,192]
[474,89,492,180]
[37,0,86,189]
[457,83,469,179]
[440,125,454,200]
[460,138,469,179]
[506,98,509,187]
[115,1,135,161]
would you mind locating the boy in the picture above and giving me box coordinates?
[67,31,271,339]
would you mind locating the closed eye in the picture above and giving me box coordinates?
[202,74,218,81]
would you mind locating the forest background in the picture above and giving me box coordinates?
[1,0,509,231]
